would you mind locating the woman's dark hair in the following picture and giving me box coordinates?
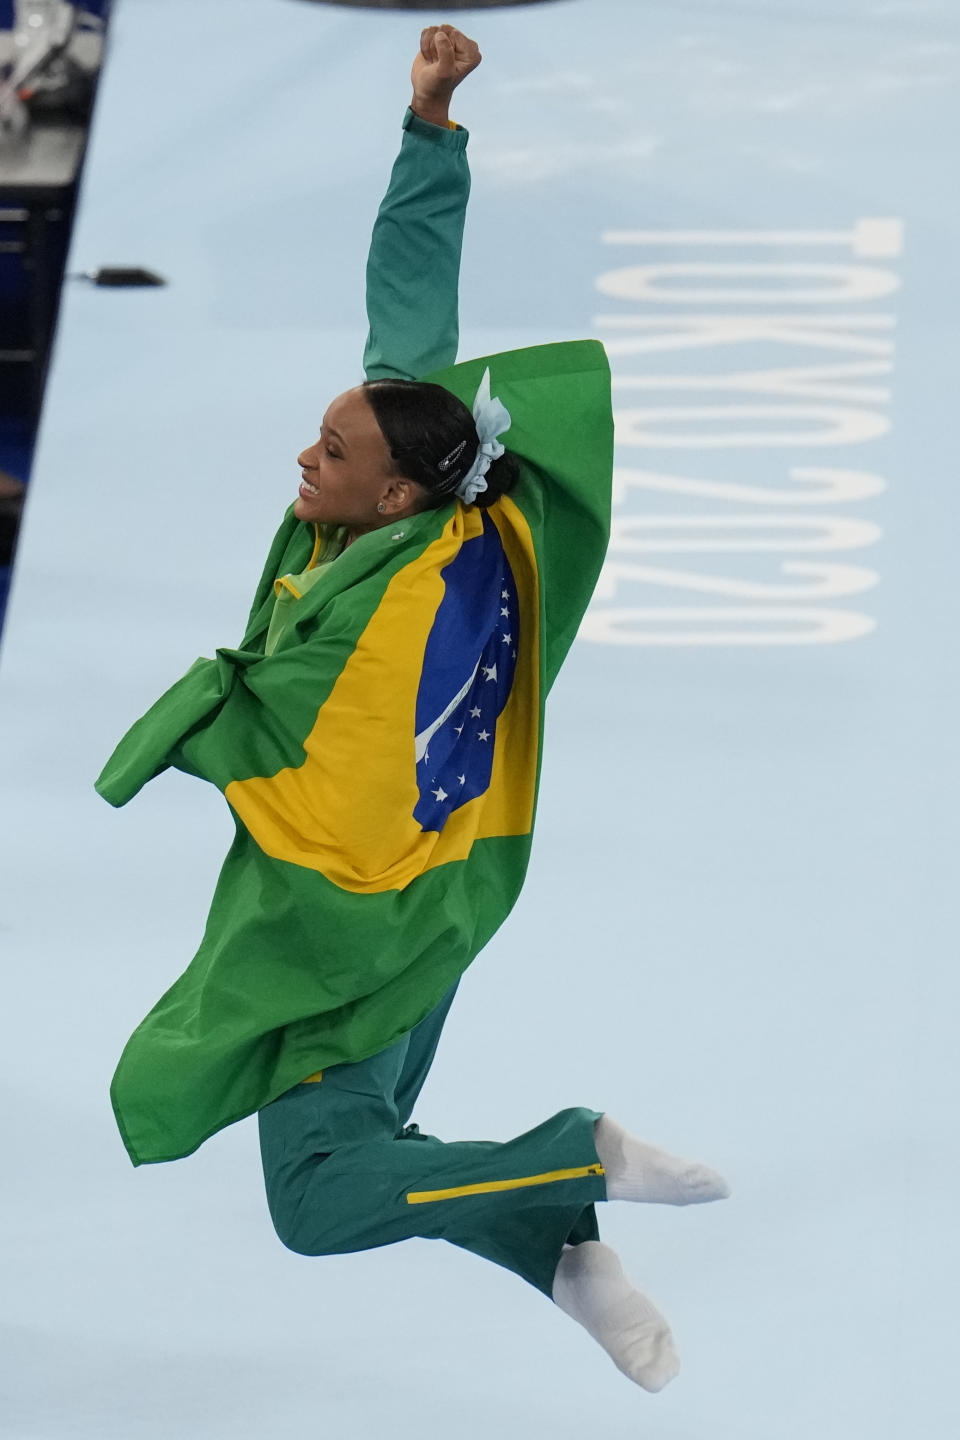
[362,378,519,510]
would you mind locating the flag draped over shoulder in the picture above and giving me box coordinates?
[97,340,613,1166]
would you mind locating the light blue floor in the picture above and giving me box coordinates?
[1,1,958,1435]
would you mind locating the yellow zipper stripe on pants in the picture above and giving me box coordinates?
[406,1162,605,1205]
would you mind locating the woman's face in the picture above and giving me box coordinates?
[294,387,417,531]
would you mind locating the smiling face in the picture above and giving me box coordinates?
[294,387,421,534]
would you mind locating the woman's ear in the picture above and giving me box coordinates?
[382,478,424,516]
[388,480,408,513]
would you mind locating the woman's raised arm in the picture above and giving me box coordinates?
[362,26,482,383]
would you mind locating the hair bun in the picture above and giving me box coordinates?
[471,450,520,509]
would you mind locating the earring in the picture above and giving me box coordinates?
[377,501,386,514]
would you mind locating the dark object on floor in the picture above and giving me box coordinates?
[70,265,167,287]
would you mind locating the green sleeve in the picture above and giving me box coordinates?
[362,109,471,383]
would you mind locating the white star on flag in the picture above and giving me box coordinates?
[470,706,482,718]
[502,633,512,645]
[432,786,448,803]
[483,664,498,682]
[457,774,466,785]
[477,729,490,742]
[501,607,509,618]
[501,590,509,600]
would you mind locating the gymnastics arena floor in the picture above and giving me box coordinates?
[1,1,958,1435]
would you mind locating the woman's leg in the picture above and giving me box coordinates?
[260,1057,606,1289]
[258,997,724,1393]
[258,1025,411,1251]
[393,979,459,1129]
[260,1070,683,1392]
[261,982,605,1295]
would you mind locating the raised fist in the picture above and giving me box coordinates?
[411,25,482,122]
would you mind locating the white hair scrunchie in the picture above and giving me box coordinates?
[455,367,512,506]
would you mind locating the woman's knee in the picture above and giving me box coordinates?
[270,1212,327,1257]
[266,1185,336,1257]
[261,1156,336,1256]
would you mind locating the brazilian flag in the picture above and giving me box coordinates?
[97,340,613,1165]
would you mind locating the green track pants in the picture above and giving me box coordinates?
[258,984,607,1298]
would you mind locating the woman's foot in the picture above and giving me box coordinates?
[594,1114,731,1206]
[552,1241,680,1392]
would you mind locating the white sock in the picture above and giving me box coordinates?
[552,1241,680,1393]
[594,1114,731,1206]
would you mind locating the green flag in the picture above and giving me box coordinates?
[97,340,613,1166]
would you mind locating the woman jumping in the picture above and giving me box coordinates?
[97,25,729,1393]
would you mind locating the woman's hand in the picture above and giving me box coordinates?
[410,25,482,129]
